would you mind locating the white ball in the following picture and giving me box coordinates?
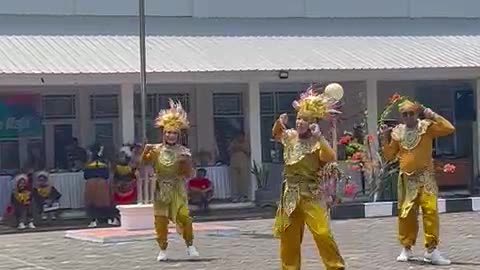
[324,83,344,100]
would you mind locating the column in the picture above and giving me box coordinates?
[77,89,90,148]
[194,85,215,158]
[248,81,262,201]
[120,84,135,144]
[474,79,480,192]
[366,79,379,150]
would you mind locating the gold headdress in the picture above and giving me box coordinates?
[398,99,420,113]
[154,99,190,131]
[292,83,343,121]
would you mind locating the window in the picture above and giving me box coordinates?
[42,95,76,119]
[25,139,45,171]
[213,93,244,164]
[0,141,20,172]
[90,94,119,119]
[434,108,456,156]
[260,91,299,163]
[134,93,190,144]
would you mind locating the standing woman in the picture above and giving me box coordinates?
[140,99,199,262]
[272,86,345,270]
[83,143,111,228]
[228,131,250,202]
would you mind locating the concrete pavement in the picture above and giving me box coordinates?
[0,212,479,270]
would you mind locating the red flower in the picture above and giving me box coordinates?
[351,152,363,161]
[344,183,356,197]
[389,93,401,103]
[338,135,351,145]
[443,163,456,174]
[367,134,374,143]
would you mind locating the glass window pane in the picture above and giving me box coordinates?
[42,95,76,119]
[213,117,244,164]
[261,116,275,163]
[0,141,19,171]
[134,93,156,117]
[25,139,45,171]
[90,95,119,118]
[260,93,274,114]
[94,123,115,161]
[276,92,298,113]
[213,93,243,116]
[158,94,190,112]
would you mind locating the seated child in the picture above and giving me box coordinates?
[187,168,213,211]
[32,171,62,221]
[11,174,35,230]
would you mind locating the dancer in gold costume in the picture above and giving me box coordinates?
[272,86,345,270]
[381,99,454,265]
[141,100,199,261]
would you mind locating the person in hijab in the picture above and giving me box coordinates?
[11,174,35,230]
[32,171,62,221]
[83,143,111,228]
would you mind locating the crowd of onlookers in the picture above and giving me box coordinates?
[3,142,216,230]
[3,130,253,230]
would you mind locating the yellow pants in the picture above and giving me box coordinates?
[398,188,439,250]
[279,199,345,270]
[154,208,194,250]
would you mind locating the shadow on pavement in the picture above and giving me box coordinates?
[162,258,218,263]
[407,258,480,266]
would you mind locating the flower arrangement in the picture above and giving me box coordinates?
[443,163,456,173]
[338,132,364,160]
[378,93,426,126]
[318,162,356,206]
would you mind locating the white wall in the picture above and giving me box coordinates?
[1,0,480,18]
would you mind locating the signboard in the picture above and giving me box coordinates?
[0,95,42,139]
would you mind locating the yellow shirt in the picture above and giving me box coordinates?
[272,120,335,199]
[273,120,335,175]
[382,115,455,173]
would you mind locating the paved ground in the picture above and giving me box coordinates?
[0,212,479,270]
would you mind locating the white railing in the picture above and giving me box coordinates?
[136,166,156,204]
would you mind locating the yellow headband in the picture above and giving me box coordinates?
[398,99,420,113]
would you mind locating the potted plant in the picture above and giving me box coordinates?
[251,161,276,207]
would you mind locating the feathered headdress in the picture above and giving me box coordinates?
[154,99,190,131]
[292,83,342,121]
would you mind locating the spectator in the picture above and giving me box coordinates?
[11,174,35,230]
[84,143,111,228]
[188,168,213,212]
[228,131,250,202]
[32,171,62,221]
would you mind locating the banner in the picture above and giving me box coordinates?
[0,95,42,139]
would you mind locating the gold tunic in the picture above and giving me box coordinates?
[272,120,336,235]
[382,115,455,217]
[142,143,193,220]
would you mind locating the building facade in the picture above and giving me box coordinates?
[0,0,479,204]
